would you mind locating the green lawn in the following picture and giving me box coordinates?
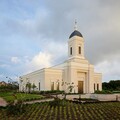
[0,92,44,102]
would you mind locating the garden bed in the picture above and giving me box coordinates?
[72,98,99,104]
[0,101,120,120]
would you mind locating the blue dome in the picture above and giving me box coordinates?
[69,30,83,38]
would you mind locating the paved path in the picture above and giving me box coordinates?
[24,98,54,104]
[0,98,54,107]
[0,97,7,107]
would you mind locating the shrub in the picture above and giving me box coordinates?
[112,91,120,93]
[39,90,64,94]
[49,98,67,107]
[94,90,113,94]
[0,83,18,92]
[6,100,26,116]
[30,91,40,94]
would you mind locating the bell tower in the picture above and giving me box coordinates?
[68,21,85,60]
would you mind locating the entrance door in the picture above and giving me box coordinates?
[78,81,83,93]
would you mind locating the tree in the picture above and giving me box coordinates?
[31,83,36,91]
[68,85,74,93]
[4,76,19,91]
[102,80,120,91]
[61,81,74,99]
[26,82,31,93]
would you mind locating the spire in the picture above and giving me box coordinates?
[74,19,77,30]
[69,20,83,38]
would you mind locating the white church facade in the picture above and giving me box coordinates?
[19,25,102,93]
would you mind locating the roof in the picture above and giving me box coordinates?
[69,30,83,38]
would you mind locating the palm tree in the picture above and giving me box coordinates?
[26,82,31,93]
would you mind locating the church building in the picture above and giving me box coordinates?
[19,24,102,93]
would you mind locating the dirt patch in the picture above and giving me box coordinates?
[0,97,7,107]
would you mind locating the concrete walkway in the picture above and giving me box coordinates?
[0,98,54,107]
[0,97,7,107]
[52,94,120,101]
[24,98,54,104]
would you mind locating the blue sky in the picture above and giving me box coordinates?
[0,0,120,82]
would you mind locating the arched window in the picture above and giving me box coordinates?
[57,82,59,91]
[70,47,72,55]
[94,83,95,91]
[79,46,81,54]
[97,84,99,90]
[39,82,40,91]
[51,82,54,91]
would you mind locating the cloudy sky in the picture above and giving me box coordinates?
[0,0,120,82]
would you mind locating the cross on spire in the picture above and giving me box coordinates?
[74,19,77,30]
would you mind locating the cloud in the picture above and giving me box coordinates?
[23,51,52,73]
[0,64,9,68]
[42,41,67,64]
[0,0,120,82]
[31,52,52,68]
[95,58,120,81]
[11,57,21,64]
[0,74,4,81]
[0,52,53,79]
[3,0,119,65]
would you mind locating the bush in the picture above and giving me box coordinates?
[49,98,67,107]
[39,90,64,94]
[102,80,120,91]
[94,90,113,94]
[112,91,120,93]
[30,91,40,94]
[6,100,26,116]
[19,90,64,95]
[0,84,18,92]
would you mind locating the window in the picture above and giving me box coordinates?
[39,82,40,91]
[94,83,95,91]
[51,82,54,91]
[70,47,72,55]
[97,84,99,90]
[79,46,81,54]
[57,82,59,91]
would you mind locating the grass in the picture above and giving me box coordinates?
[0,101,120,120]
[0,92,44,102]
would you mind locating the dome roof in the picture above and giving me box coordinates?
[69,30,83,38]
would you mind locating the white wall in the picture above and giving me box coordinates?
[19,69,45,92]
[44,68,63,91]
[94,73,102,91]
